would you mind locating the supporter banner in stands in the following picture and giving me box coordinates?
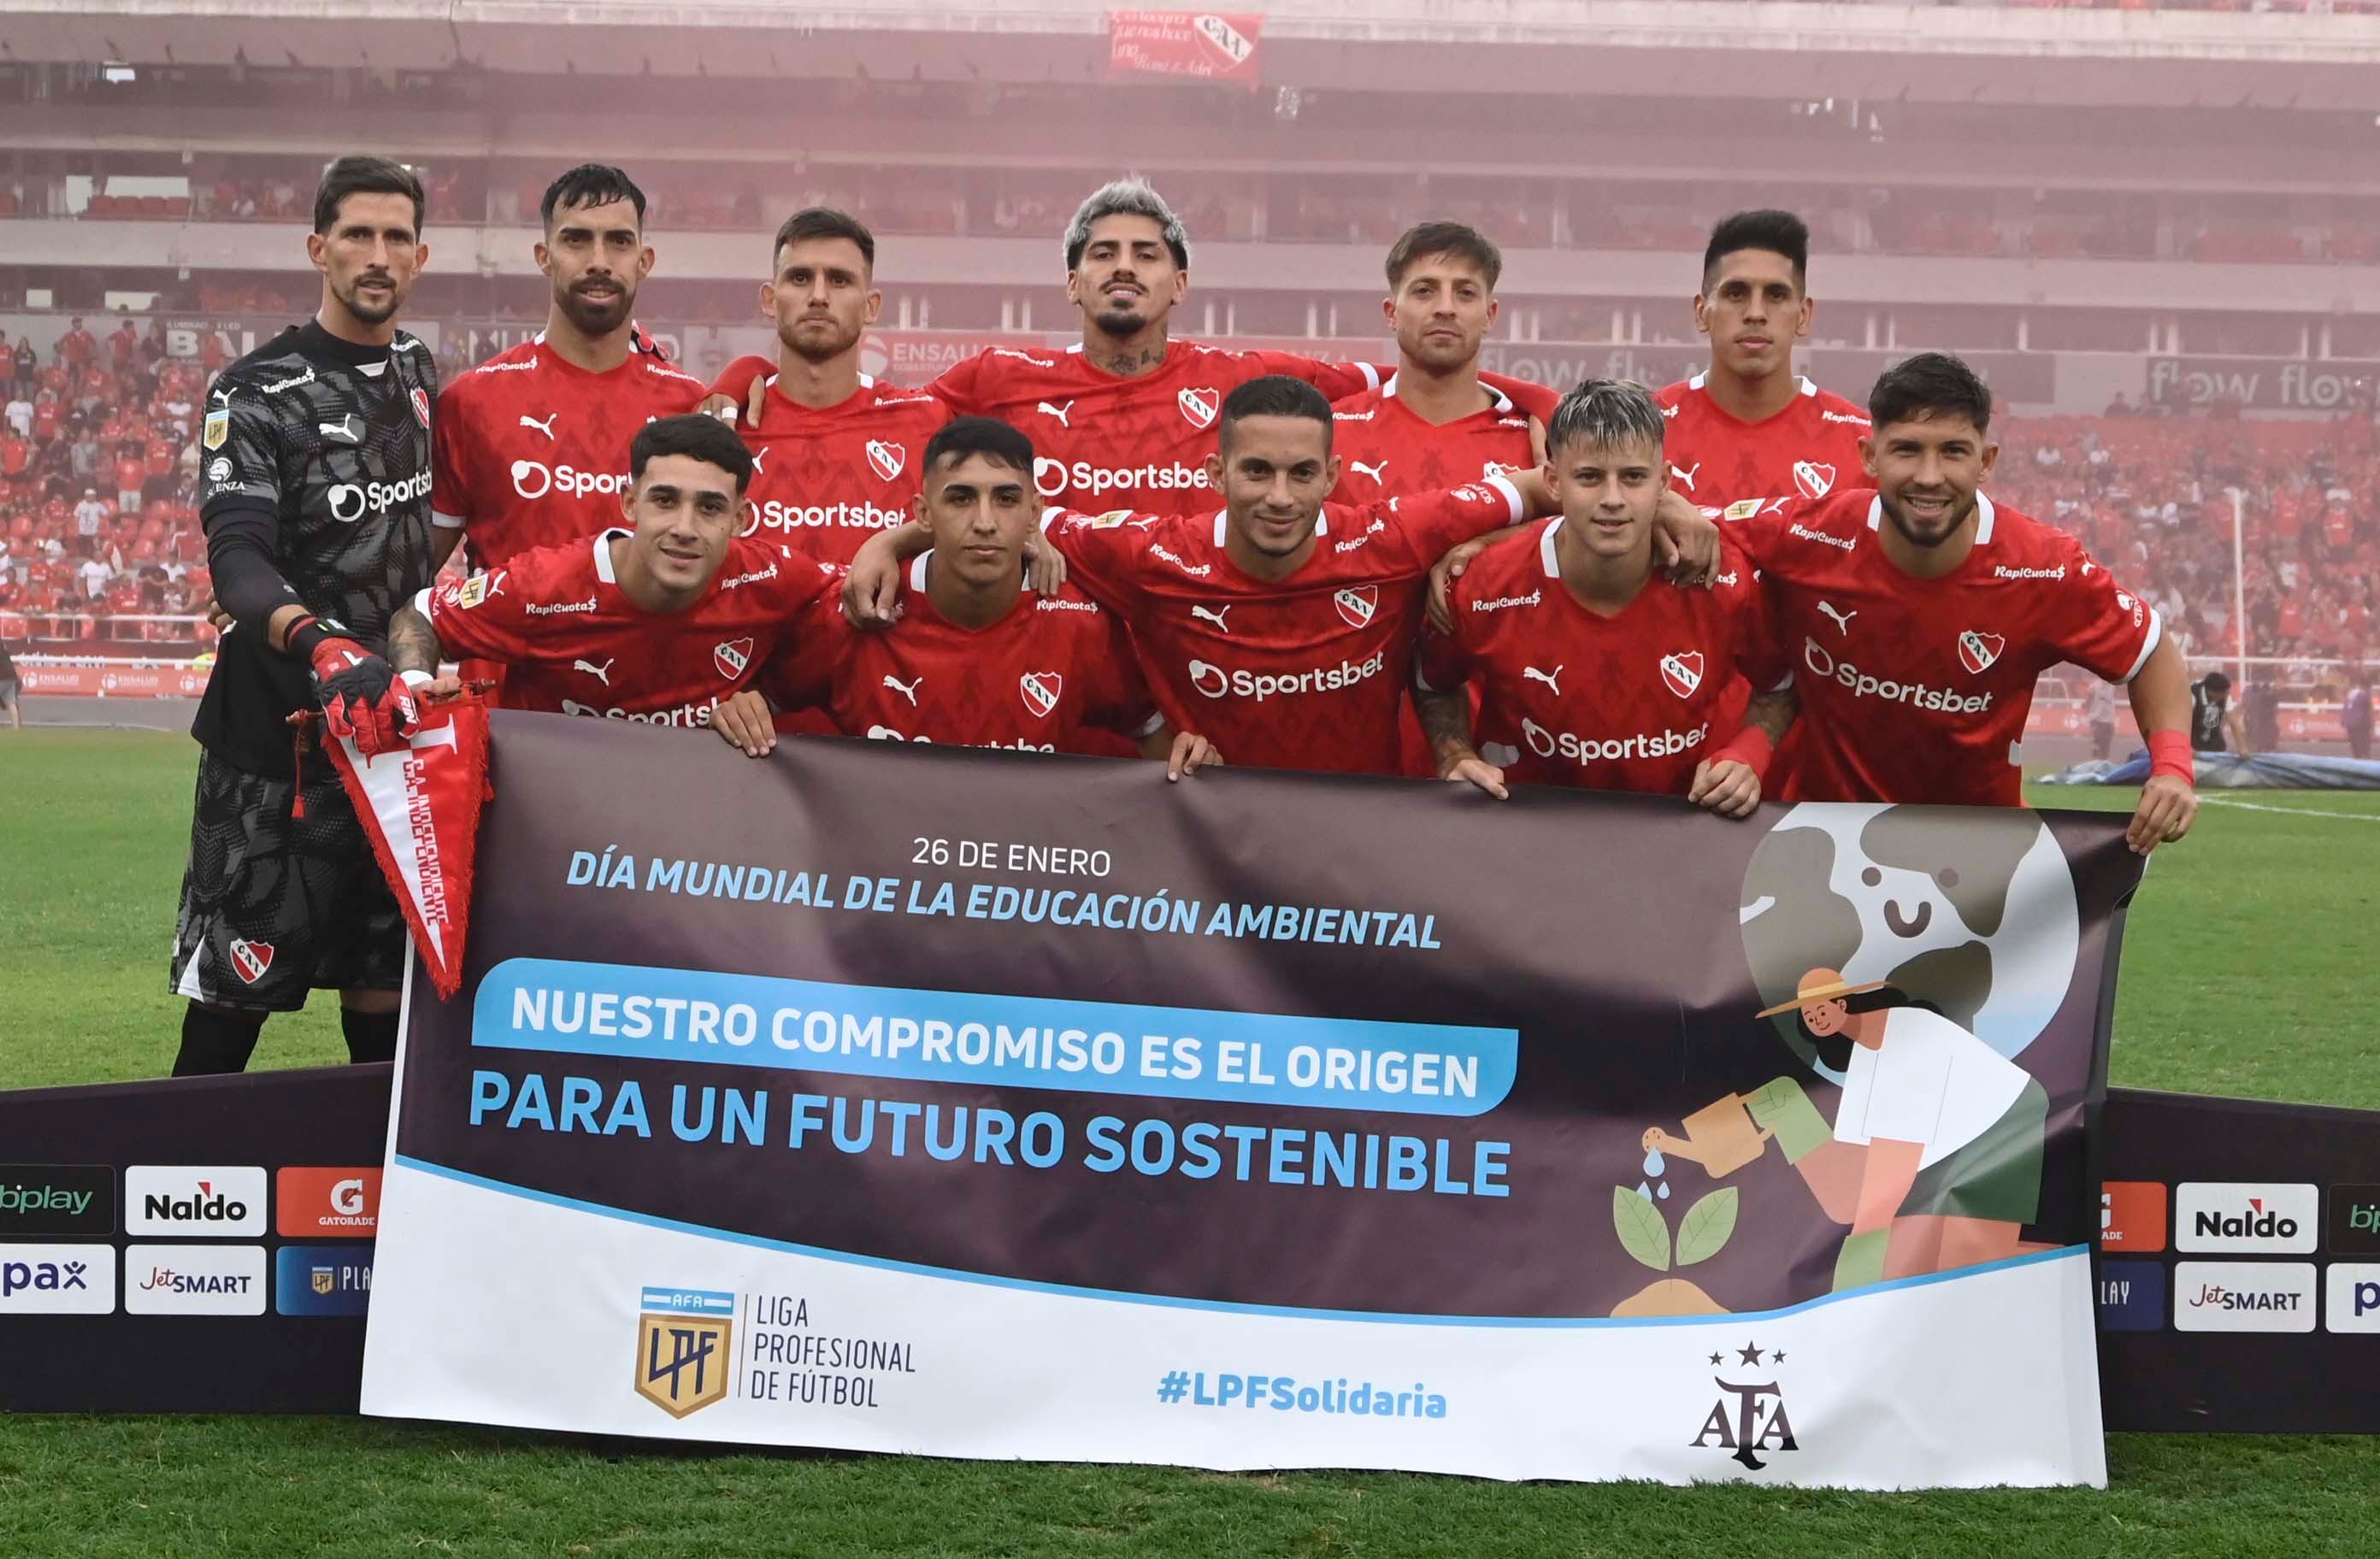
[362,715,2138,1487]
[2147,356,2380,412]
[1109,11,1263,88]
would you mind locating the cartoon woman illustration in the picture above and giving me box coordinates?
[1646,966,2048,1292]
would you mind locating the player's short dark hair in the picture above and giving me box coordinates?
[540,164,647,231]
[312,156,424,237]
[1868,351,1994,438]
[772,207,875,274]
[1703,209,1809,288]
[1217,375,1334,451]
[922,417,1035,480]
[630,415,755,496]
[1385,221,1502,291]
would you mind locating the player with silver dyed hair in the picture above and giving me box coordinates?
[1546,376,1670,467]
[1060,176,1195,367]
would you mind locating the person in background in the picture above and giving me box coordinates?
[2085,677,2116,762]
[0,635,21,731]
[2189,669,2248,756]
[2347,668,2372,762]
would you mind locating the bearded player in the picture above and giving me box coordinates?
[1729,352,2197,851]
[1417,379,1794,813]
[710,417,1218,777]
[391,415,832,727]
[714,179,1556,517]
[1657,210,1870,522]
[429,164,706,573]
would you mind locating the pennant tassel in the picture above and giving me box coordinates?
[321,693,494,1001]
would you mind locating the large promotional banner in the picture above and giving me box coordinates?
[361,715,2142,1487]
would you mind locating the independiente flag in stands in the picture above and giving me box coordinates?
[361,713,2141,1487]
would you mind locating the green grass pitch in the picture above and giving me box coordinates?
[2,730,2374,1556]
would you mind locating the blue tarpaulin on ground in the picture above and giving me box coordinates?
[2036,751,2380,789]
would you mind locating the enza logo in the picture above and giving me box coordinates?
[635,1286,737,1418]
[0,1165,114,1235]
[0,1244,117,1314]
[1690,1341,1799,1469]
[2175,1181,2317,1254]
[125,1165,266,1238]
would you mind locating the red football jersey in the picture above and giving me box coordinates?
[1327,377,1537,505]
[740,374,952,565]
[417,529,834,728]
[769,555,1158,754]
[928,341,1380,515]
[1733,490,2164,807]
[1039,477,1526,774]
[1656,373,1870,521]
[430,338,709,569]
[1420,524,1782,796]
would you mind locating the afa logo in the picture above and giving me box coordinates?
[1333,586,1378,630]
[1690,1340,1800,1470]
[1659,650,1705,699]
[1019,672,1062,721]
[1177,386,1219,430]
[634,1286,736,1419]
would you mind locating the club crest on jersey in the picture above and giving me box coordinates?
[1794,461,1836,500]
[865,439,905,482]
[409,387,432,429]
[1659,651,1705,699]
[1019,672,1063,721]
[1956,629,2006,675]
[713,638,754,680]
[228,938,274,985]
[1334,586,1379,629]
[1178,386,1219,430]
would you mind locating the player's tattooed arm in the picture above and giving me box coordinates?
[1654,489,1720,588]
[2124,636,2200,854]
[386,602,444,680]
[1417,682,1508,800]
[1689,687,1795,820]
[1744,685,1798,745]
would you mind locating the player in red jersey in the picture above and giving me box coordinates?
[712,179,1556,515]
[390,415,830,728]
[737,208,951,565]
[428,165,707,573]
[1418,379,1794,812]
[1655,210,1870,522]
[1729,353,2197,851]
[710,418,1218,776]
[845,378,1573,775]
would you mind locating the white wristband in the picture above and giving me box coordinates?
[399,668,434,690]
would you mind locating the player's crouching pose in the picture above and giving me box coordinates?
[387,415,832,722]
[709,415,1222,779]
[1417,378,1795,814]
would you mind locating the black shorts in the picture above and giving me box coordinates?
[168,748,404,1012]
[0,677,17,710]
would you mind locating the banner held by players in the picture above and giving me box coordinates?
[362,713,2140,1487]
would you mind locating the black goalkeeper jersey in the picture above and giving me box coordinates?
[192,321,439,774]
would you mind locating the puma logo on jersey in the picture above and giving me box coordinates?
[1670,462,1701,492]
[1817,600,1857,635]
[520,413,557,439]
[883,674,922,705]
[1036,400,1075,428]
[1349,459,1387,484]
[1523,664,1564,697]
[1191,604,1231,632]
[572,657,615,686]
[317,415,362,444]
[747,444,767,475]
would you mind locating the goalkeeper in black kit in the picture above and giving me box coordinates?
[168,156,442,1074]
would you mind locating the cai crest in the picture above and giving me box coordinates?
[864,439,905,482]
[228,938,275,985]
[1956,629,2006,675]
[409,387,432,429]
[1177,386,1218,430]
[1659,651,1705,698]
[1019,672,1062,721]
[1793,462,1835,501]
[1333,586,1379,629]
[633,1309,733,1419]
[713,638,754,680]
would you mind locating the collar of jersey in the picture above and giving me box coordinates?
[1538,516,1564,578]
[296,320,398,369]
[592,527,629,584]
[1212,509,1328,547]
[1866,491,1996,544]
[1381,372,1513,415]
[1688,370,1815,399]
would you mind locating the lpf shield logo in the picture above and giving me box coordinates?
[1793,461,1835,500]
[409,387,432,429]
[1333,586,1378,629]
[1956,629,2006,675]
[310,1267,336,1296]
[1020,672,1063,720]
[864,439,905,482]
[634,1311,733,1419]
[1177,386,1218,430]
[713,638,754,680]
[1659,650,1705,698]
